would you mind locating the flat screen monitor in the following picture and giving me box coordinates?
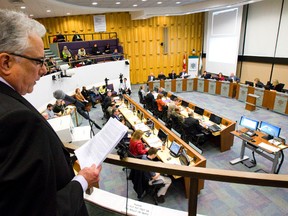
[245,81,254,87]
[157,128,168,143]
[170,94,177,101]
[124,98,128,106]
[146,118,154,130]
[194,106,204,116]
[239,116,259,131]
[259,121,281,140]
[137,110,143,120]
[209,114,222,125]
[169,141,182,157]
[181,100,189,108]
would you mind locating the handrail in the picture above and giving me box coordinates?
[48,32,118,44]
[103,154,288,216]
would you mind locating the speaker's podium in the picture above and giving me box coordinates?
[245,93,259,111]
[48,115,91,147]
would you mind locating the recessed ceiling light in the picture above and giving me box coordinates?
[20,6,26,9]
[46,10,51,13]
[67,12,71,15]
[92,2,98,5]
[157,2,162,5]
[142,0,147,2]
[116,2,120,4]
[29,14,34,17]
[133,4,138,7]
[176,1,181,4]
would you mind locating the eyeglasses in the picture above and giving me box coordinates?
[9,53,45,67]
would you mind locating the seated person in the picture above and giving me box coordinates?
[254,78,264,88]
[183,111,203,135]
[168,70,177,79]
[45,104,57,119]
[157,71,166,80]
[167,98,181,118]
[102,91,113,111]
[61,46,72,62]
[129,130,149,156]
[104,44,111,54]
[91,43,101,55]
[78,47,88,59]
[147,72,156,82]
[179,70,188,78]
[171,107,184,123]
[111,107,121,121]
[229,72,240,82]
[56,32,65,42]
[142,147,172,204]
[99,85,107,101]
[267,79,283,92]
[156,93,167,112]
[200,71,211,79]
[81,86,96,108]
[217,72,225,81]
[138,85,146,104]
[157,87,166,95]
[75,88,88,105]
[41,112,49,120]
[107,103,116,117]
[144,90,155,109]
[112,48,122,61]
[53,99,66,116]
[47,57,58,73]
[120,78,131,95]
[72,32,82,41]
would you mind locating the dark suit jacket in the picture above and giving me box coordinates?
[0,82,88,215]
[157,74,166,80]
[183,117,202,136]
[147,75,155,82]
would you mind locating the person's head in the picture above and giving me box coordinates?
[93,44,98,47]
[156,93,163,99]
[63,46,68,50]
[174,107,181,113]
[124,78,127,82]
[159,71,164,75]
[56,99,63,105]
[0,9,47,95]
[112,108,119,116]
[82,86,86,90]
[114,48,118,53]
[75,88,81,94]
[272,79,279,86]
[47,103,53,110]
[203,71,207,75]
[230,72,235,77]
[254,78,260,83]
[188,111,194,117]
[150,72,154,76]
[107,91,112,97]
[131,130,144,140]
[218,72,223,77]
[147,147,158,159]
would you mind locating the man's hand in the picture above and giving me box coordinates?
[78,164,102,188]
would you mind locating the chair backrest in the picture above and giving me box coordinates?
[275,83,285,92]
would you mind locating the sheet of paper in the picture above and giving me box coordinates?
[75,118,128,168]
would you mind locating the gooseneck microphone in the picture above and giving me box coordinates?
[53,90,101,130]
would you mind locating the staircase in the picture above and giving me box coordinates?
[44,49,65,66]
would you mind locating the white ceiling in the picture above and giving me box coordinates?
[2,0,264,20]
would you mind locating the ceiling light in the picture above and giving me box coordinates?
[67,13,71,15]
[133,4,138,7]
[176,1,181,4]
[92,2,98,5]
[29,14,34,17]
[20,6,26,9]
[116,2,121,4]
[46,10,51,13]
[142,0,147,1]
[157,2,162,5]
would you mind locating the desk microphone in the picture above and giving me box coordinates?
[235,120,239,132]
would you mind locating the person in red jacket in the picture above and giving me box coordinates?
[129,130,149,156]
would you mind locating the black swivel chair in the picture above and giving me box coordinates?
[129,169,165,205]
[275,83,285,92]
[182,124,206,150]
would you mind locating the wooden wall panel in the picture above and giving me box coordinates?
[38,12,204,84]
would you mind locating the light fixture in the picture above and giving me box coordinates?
[46,9,51,13]
[142,0,147,2]
[66,12,71,15]
[133,4,138,7]
[157,2,162,4]
[92,2,98,5]
[20,6,26,9]
[116,2,120,4]
[176,1,181,4]
[29,14,34,17]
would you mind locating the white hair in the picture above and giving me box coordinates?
[0,9,46,54]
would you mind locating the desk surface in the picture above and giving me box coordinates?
[231,129,288,153]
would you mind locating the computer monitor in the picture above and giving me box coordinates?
[239,116,259,131]
[124,98,128,107]
[181,100,189,108]
[209,114,222,125]
[194,106,204,116]
[259,121,281,140]
[137,110,143,120]
[146,118,154,130]
[179,149,190,166]
[169,141,182,157]
[170,94,177,101]
[157,128,168,143]
[245,81,254,87]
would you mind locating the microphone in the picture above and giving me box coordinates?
[53,90,84,108]
[53,90,102,130]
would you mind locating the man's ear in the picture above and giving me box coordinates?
[0,53,13,75]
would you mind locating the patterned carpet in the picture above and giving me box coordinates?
[85,84,288,216]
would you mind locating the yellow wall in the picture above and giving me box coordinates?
[37,12,204,84]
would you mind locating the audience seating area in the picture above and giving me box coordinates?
[57,38,123,59]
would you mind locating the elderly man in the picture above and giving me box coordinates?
[0,9,101,215]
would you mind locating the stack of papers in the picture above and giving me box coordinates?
[134,123,150,132]
[75,118,128,168]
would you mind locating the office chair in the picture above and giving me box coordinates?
[275,83,285,92]
[170,114,183,135]
[138,90,146,106]
[129,169,165,205]
[182,124,206,150]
